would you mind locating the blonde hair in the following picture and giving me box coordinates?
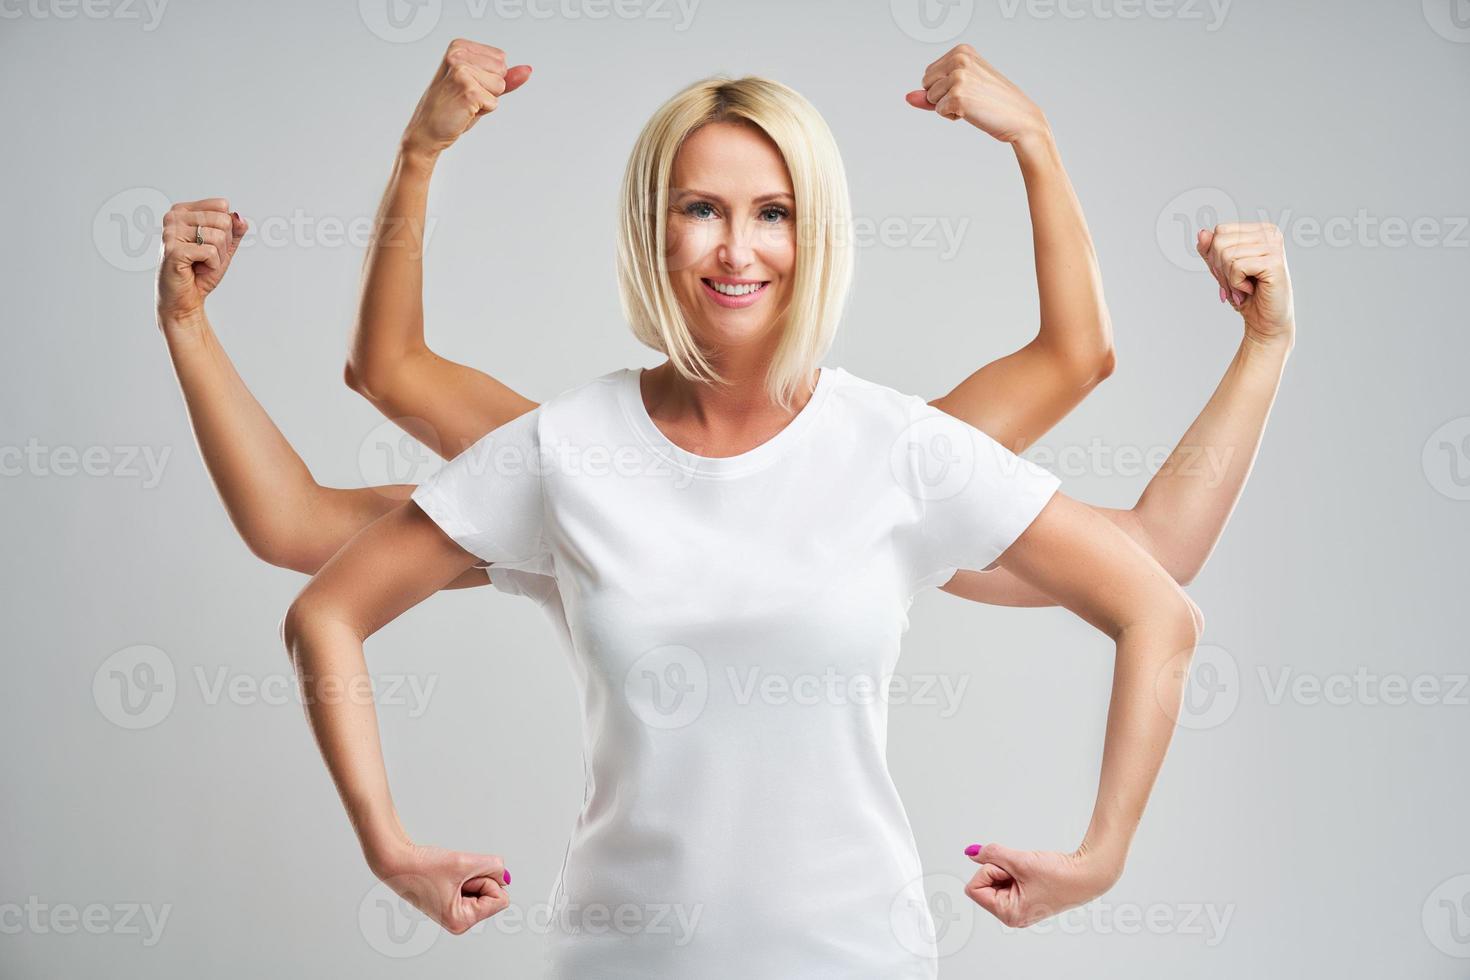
[616,75,854,410]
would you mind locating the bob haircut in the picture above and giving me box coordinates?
[616,75,854,411]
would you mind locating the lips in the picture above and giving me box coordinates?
[700,277,770,309]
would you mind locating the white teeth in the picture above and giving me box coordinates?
[708,280,764,296]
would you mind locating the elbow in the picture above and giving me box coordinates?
[280,592,326,667]
[344,341,425,403]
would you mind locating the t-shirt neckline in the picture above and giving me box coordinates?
[616,365,838,479]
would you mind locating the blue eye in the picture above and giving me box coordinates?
[683,201,717,220]
[760,206,790,223]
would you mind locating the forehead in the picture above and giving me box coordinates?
[671,121,793,197]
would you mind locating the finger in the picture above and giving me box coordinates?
[503,64,532,95]
[163,209,231,250]
[444,38,506,72]
[933,91,963,121]
[921,49,963,88]
[170,197,230,215]
[924,72,959,108]
[904,89,937,111]
[188,225,232,253]
[171,242,221,272]
[969,862,1013,886]
[971,841,1024,875]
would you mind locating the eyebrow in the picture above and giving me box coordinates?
[672,189,795,205]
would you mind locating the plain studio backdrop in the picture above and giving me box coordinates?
[2,0,1467,976]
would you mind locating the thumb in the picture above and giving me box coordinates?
[972,842,1025,876]
[1196,227,1215,257]
[504,64,533,95]
[905,89,936,111]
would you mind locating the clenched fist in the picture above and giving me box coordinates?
[372,841,513,936]
[905,44,1048,145]
[962,841,1120,929]
[402,39,532,159]
[1196,222,1296,350]
[155,197,247,331]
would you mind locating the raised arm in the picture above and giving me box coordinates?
[907,44,1115,454]
[959,491,1201,926]
[944,221,1294,605]
[281,502,511,934]
[345,39,538,459]
[155,196,487,587]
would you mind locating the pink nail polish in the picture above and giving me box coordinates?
[964,844,981,856]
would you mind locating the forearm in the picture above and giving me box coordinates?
[283,607,410,870]
[347,146,437,397]
[161,312,321,564]
[1131,334,1291,583]
[1013,130,1114,378]
[1077,598,1199,873]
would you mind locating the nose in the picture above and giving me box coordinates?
[717,223,756,273]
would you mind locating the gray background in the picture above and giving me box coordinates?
[3,0,1468,976]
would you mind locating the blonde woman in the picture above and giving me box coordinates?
[155,42,1293,977]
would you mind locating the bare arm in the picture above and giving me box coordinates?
[958,492,1202,926]
[909,44,1115,454]
[155,197,487,587]
[282,503,511,934]
[346,39,538,460]
[943,221,1294,605]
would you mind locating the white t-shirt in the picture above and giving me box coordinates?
[411,365,1060,978]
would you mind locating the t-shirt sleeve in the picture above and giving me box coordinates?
[410,407,549,568]
[897,400,1061,592]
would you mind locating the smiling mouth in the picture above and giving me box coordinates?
[701,278,770,297]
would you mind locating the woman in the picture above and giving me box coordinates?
[154,45,1293,977]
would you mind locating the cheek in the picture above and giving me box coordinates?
[665,221,715,274]
[760,223,796,277]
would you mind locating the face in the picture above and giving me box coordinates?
[665,121,797,352]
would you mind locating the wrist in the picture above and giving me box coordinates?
[397,138,441,174]
[1074,828,1128,886]
[158,307,208,341]
[362,821,414,879]
[1010,119,1056,160]
[1240,323,1295,362]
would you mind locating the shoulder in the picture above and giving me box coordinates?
[821,366,941,434]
